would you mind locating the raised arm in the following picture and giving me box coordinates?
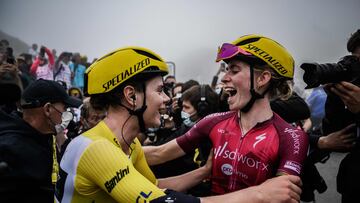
[30,57,40,75]
[44,47,55,67]
[144,113,228,166]
[143,139,186,166]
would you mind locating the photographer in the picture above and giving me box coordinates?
[301,29,360,203]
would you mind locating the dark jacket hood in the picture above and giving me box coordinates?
[0,110,52,142]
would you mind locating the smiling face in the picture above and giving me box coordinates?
[142,76,170,128]
[221,59,253,111]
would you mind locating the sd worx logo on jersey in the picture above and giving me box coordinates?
[214,142,269,173]
[104,166,130,193]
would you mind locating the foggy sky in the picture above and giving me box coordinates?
[1,0,359,91]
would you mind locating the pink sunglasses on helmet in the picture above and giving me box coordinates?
[216,43,253,62]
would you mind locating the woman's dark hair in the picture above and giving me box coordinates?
[347,29,360,53]
[182,84,219,117]
[181,79,199,93]
[0,64,23,105]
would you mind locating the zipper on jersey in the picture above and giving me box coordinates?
[229,127,245,191]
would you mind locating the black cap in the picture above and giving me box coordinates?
[21,79,82,109]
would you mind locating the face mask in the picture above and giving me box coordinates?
[181,111,196,127]
[215,87,222,95]
[54,111,73,134]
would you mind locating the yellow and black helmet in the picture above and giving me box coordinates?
[233,34,294,79]
[84,46,168,96]
[217,34,294,79]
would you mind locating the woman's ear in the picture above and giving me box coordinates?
[123,85,137,106]
[256,70,272,88]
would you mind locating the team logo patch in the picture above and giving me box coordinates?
[136,191,153,203]
[284,161,301,174]
[221,163,233,176]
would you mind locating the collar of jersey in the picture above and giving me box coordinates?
[83,120,122,148]
[236,112,275,130]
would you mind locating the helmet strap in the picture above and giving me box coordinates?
[119,83,148,133]
[134,83,147,133]
[240,66,269,113]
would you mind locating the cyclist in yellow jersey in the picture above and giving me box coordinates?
[56,46,303,203]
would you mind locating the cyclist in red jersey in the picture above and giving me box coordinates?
[144,34,309,195]
[51,46,303,203]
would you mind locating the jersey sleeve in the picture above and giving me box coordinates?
[176,116,212,153]
[275,116,309,175]
[76,140,165,202]
[176,112,235,153]
[132,138,158,185]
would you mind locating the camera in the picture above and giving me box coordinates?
[300,55,360,89]
[39,46,46,58]
[301,55,360,140]
[174,93,183,109]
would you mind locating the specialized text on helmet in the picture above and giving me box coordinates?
[102,58,150,91]
[243,44,288,75]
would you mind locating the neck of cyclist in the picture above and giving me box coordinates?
[238,95,273,135]
[104,105,140,155]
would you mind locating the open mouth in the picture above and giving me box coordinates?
[224,87,237,97]
[159,107,167,114]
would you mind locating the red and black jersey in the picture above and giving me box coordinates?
[177,111,308,195]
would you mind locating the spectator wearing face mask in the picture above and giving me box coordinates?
[148,84,219,196]
[0,79,81,203]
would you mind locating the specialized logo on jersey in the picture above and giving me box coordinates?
[105,166,129,193]
[284,160,301,174]
[136,191,153,203]
[214,142,269,171]
[253,133,266,148]
[284,128,300,155]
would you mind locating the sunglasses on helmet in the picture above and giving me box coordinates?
[216,43,253,62]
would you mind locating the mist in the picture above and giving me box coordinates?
[1,0,359,92]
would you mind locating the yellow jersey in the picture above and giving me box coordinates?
[56,121,165,203]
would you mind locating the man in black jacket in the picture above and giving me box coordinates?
[0,79,81,202]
